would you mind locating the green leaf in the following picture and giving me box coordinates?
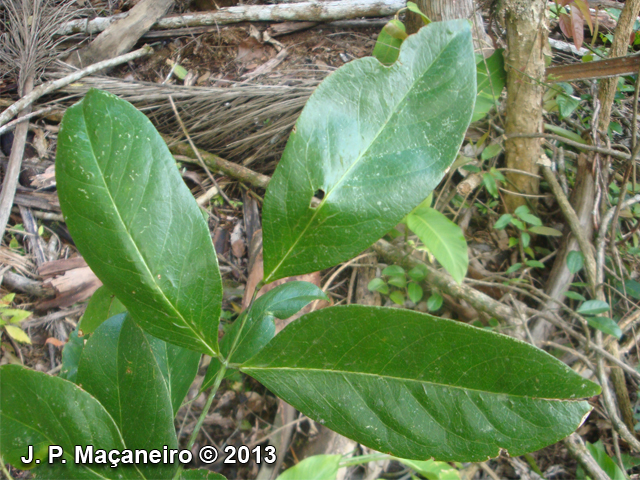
[395,458,460,480]
[480,143,502,160]
[506,263,522,274]
[77,314,178,479]
[585,441,626,480]
[181,470,227,480]
[564,291,587,302]
[482,172,499,198]
[515,209,542,226]
[277,455,342,480]
[511,218,526,230]
[4,325,30,344]
[556,94,581,119]
[577,300,610,315]
[389,290,405,305]
[79,286,126,335]
[408,283,424,303]
[388,275,407,288]
[520,232,530,248]
[528,226,563,236]
[624,279,640,300]
[262,21,476,282]
[494,214,512,230]
[55,89,223,356]
[368,278,389,295]
[202,282,327,392]
[406,208,468,284]
[408,264,428,282]
[0,365,139,478]
[472,49,506,122]
[59,327,85,383]
[427,292,443,311]
[525,260,545,269]
[372,20,406,66]
[406,2,431,24]
[382,265,405,277]
[586,316,622,339]
[146,335,201,417]
[241,306,600,462]
[566,251,584,274]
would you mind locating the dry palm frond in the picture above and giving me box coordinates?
[49,74,323,166]
[0,0,77,92]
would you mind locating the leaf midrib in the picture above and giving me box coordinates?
[82,102,215,356]
[266,28,462,281]
[241,365,579,402]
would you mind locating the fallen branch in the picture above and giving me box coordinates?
[0,46,153,128]
[56,0,405,36]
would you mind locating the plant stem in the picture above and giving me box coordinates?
[173,362,227,480]
[0,454,14,480]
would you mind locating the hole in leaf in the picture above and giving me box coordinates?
[310,189,325,209]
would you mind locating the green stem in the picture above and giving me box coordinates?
[339,453,390,468]
[173,363,227,480]
[0,454,14,480]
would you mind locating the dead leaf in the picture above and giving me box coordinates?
[236,37,268,64]
[45,337,65,348]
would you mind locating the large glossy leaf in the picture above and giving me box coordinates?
[77,314,178,479]
[79,285,127,335]
[242,306,600,462]
[262,20,476,282]
[55,89,222,355]
[406,207,468,284]
[201,281,327,391]
[0,365,141,479]
[146,333,201,416]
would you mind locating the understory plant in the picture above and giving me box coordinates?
[0,20,600,479]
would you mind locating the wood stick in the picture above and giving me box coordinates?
[56,0,404,36]
[0,45,152,128]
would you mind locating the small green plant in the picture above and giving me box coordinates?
[494,205,562,273]
[0,293,32,345]
[368,264,445,310]
[1,20,600,480]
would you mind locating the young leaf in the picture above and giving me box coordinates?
[79,286,126,335]
[406,2,431,24]
[277,455,342,480]
[56,89,223,356]
[526,260,546,269]
[494,214,512,230]
[395,458,460,480]
[577,300,610,315]
[566,251,584,274]
[521,232,530,248]
[482,172,499,198]
[586,316,622,339]
[506,263,522,274]
[59,327,85,383]
[372,20,406,66]
[77,314,179,479]
[480,143,502,160]
[564,290,587,302]
[408,264,428,282]
[389,290,406,305]
[262,21,476,282]
[0,365,138,477]
[388,275,407,289]
[382,265,405,277]
[368,278,390,295]
[408,283,424,303]
[406,208,468,284]
[427,292,444,311]
[201,281,328,392]
[4,325,31,344]
[241,306,600,462]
